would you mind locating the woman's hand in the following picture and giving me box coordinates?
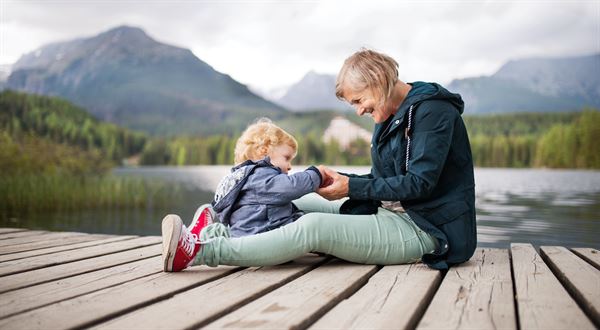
[317,165,334,188]
[316,166,349,200]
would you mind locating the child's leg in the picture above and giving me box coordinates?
[292,192,345,214]
[194,209,438,267]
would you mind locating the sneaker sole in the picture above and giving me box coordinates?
[161,214,183,272]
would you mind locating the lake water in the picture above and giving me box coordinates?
[3,166,600,249]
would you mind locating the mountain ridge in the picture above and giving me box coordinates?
[6,25,286,135]
[273,53,599,114]
[275,71,351,112]
[448,53,600,114]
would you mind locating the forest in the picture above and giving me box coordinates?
[1,90,599,173]
[2,90,598,214]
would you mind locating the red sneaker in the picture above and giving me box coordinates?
[162,214,200,272]
[188,204,215,240]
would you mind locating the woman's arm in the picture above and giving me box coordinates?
[349,104,459,201]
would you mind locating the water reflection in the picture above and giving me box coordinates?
[474,168,600,249]
[2,166,599,249]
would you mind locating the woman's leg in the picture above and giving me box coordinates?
[194,208,438,267]
[292,193,345,214]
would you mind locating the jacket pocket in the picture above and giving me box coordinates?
[426,201,470,226]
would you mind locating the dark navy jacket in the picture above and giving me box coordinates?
[346,82,477,270]
[212,157,322,237]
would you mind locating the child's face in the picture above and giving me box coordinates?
[268,144,295,174]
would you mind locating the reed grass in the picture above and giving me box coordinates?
[0,174,185,216]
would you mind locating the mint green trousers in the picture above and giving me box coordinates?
[194,193,438,267]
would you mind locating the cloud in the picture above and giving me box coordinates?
[1,0,598,89]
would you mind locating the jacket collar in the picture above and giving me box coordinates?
[231,156,275,172]
[377,82,443,142]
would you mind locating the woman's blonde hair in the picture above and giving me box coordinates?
[234,118,298,165]
[335,48,399,108]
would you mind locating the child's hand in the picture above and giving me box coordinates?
[317,167,349,200]
[318,165,334,188]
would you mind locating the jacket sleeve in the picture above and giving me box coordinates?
[348,103,458,201]
[252,167,321,204]
[338,171,374,179]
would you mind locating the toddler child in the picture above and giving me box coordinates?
[161,118,327,271]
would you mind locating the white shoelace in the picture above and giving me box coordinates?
[179,225,199,256]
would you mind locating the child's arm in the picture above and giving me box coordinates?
[252,167,323,204]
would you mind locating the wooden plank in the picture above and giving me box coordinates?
[0,265,241,330]
[0,235,155,276]
[0,235,131,262]
[0,243,161,293]
[571,248,600,270]
[204,259,378,329]
[0,228,27,234]
[0,233,113,256]
[0,231,94,248]
[541,246,600,326]
[92,255,327,330]
[511,243,595,329]
[0,256,162,319]
[417,248,516,330]
[0,230,50,242]
[311,263,441,330]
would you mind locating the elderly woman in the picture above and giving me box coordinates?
[162,49,476,271]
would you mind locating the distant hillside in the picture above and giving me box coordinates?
[448,54,600,114]
[6,26,286,135]
[0,90,146,162]
[276,71,351,112]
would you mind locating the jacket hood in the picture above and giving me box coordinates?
[375,82,464,143]
[402,81,464,115]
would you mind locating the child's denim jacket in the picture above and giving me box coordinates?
[212,157,322,237]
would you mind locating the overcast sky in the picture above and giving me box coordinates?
[1,0,598,91]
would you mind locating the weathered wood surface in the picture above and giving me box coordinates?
[0,235,130,262]
[571,247,600,270]
[0,230,55,243]
[0,232,113,255]
[0,243,161,293]
[311,263,441,330]
[540,246,600,326]
[511,243,595,329]
[204,260,378,329]
[0,228,598,330]
[0,256,162,319]
[0,235,156,276]
[418,248,516,330]
[94,255,328,329]
[0,228,27,234]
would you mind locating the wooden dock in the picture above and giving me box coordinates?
[0,227,598,329]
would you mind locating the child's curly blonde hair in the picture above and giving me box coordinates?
[234,118,298,165]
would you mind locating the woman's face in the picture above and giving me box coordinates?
[343,87,394,123]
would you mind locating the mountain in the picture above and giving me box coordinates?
[448,54,600,114]
[0,64,10,90]
[6,26,285,135]
[275,71,351,112]
[0,64,10,82]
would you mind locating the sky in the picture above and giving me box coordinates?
[1,0,599,92]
